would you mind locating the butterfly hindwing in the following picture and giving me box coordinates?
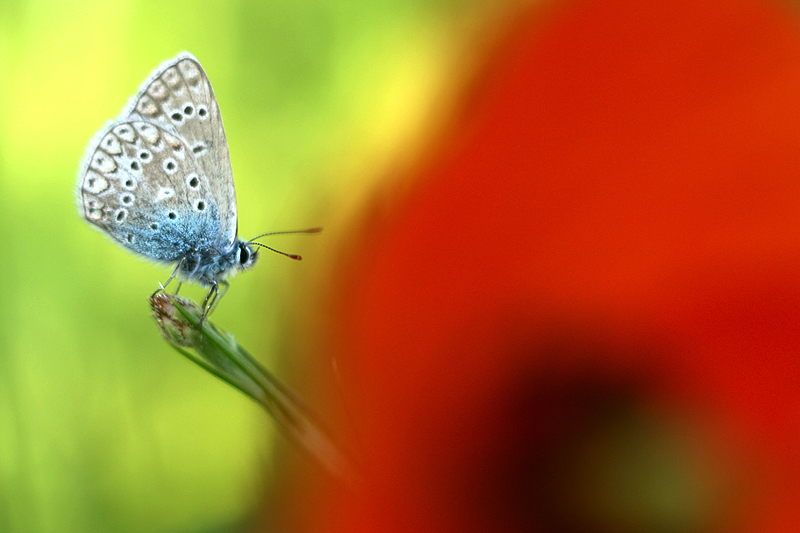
[78,120,221,262]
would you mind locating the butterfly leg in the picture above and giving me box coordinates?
[201,282,217,320]
[199,279,230,323]
[212,280,230,315]
[152,260,183,298]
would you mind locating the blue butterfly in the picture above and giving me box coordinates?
[77,52,318,315]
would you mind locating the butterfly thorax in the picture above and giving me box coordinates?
[178,239,258,286]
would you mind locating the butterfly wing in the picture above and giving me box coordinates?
[123,52,238,250]
[77,121,222,262]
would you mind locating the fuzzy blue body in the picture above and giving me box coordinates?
[179,240,258,287]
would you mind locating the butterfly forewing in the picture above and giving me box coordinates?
[78,120,222,261]
[123,53,238,250]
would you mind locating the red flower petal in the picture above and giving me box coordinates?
[317,1,800,531]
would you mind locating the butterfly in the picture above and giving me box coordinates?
[77,52,318,315]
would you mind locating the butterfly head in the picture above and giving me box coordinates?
[235,240,259,272]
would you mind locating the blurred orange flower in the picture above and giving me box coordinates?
[313,0,800,531]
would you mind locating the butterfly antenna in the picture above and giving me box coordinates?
[248,227,323,241]
[248,227,322,261]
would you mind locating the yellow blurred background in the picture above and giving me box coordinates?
[0,0,508,531]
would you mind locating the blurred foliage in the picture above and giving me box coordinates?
[0,0,497,531]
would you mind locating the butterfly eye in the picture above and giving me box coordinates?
[239,245,250,265]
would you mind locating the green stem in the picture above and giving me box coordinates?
[151,292,357,486]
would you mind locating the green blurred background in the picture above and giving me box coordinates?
[0,0,499,531]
